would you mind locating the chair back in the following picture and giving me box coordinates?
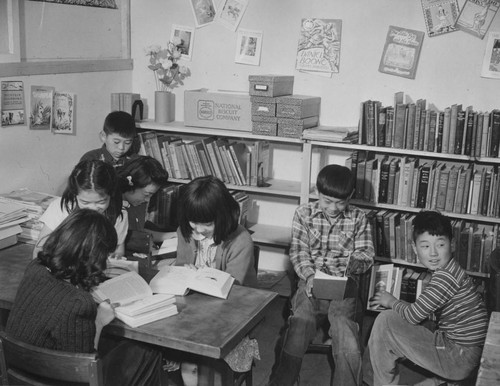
[0,331,103,386]
[253,245,260,274]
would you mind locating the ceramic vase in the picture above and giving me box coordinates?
[155,91,175,123]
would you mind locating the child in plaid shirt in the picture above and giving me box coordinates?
[268,164,374,386]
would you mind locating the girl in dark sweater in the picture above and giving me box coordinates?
[7,209,162,386]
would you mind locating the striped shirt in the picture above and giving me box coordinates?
[290,201,375,282]
[393,258,488,347]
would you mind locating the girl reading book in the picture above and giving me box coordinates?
[34,160,127,258]
[7,209,163,386]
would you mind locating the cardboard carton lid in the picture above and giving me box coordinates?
[250,96,278,104]
[276,95,321,105]
[251,115,278,123]
[248,75,294,83]
[277,116,319,126]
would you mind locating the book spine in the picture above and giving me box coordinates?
[405,104,416,150]
[427,110,437,152]
[454,110,466,154]
[416,165,430,208]
[384,107,394,147]
[436,111,444,153]
[442,107,451,154]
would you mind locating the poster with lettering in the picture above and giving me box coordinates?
[1,81,25,127]
[296,18,342,76]
[455,0,500,40]
[379,26,425,80]
[30,85,55,130]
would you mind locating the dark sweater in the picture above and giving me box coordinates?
[6,260,97,353]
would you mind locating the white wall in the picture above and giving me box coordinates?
[130,0,500,270]
[0,1,132,195]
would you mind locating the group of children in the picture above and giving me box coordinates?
[6,109,491,386]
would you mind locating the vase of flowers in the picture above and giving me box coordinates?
[145,39,191,123]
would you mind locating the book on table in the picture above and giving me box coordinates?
[149,266,235,299]
[312,269,348,300]
[91,271,178,328]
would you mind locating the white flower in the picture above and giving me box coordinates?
[172,36,182,46]
[159,58,173,70]
[172,50,182,60]
[179,66,188,75]
[145,45,161,56]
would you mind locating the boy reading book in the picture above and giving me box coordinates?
[268,164,375,386]
[363,211,489,385]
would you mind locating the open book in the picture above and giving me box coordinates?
[149,266,235,299]
[92,271,178,327]
[367,264,403,311]
[312,270,348,300]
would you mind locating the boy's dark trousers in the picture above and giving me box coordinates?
[269,278,362,386]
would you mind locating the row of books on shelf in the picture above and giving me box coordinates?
[349,152,500,218]
[366,209,497,274]
[137,131,271,187]
[146,185,249,231]
[359,93,500,158]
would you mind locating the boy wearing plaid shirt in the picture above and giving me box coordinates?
[269,164,374,386]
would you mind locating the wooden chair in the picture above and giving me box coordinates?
[300,270,371,383]
[0,330,103,386]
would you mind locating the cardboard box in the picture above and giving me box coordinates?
[277,116,319,138]
[276,95,321,119]
[251,116,278,136]
[251,96,277,117]
[248,75,294,97]
[184,89,252,132]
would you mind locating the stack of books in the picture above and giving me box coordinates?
[0,188,57,245]
[302,126,358,143]
[0,199,29,249]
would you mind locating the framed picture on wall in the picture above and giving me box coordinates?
[52,92,76,135]
[234,29,263,66]
[171,24,195,61]
[481,32,500,79]
[189,0,217,28]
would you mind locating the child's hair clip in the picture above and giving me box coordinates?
[126,175,133,186]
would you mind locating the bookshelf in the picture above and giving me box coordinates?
[136,120,297,254]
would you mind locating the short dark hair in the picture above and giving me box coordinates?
[316,164,354,199]
[117,156,169,193]
[412,210,452,242]
[103,111,136,138]
[178,176,239,245]
[37,209,117,291]
[62,160,123,224]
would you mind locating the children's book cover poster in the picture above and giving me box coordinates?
[455,0,500,39]
[235,29,263,66]
[189,0,217,28]
[481,32,500,78]
[30,86,54,130]
[1,81,25,127]
[379,26,425,80]
[296,18,342,76]
[421,0,460,37]
[52,92,76,135]
[216,0,248,31]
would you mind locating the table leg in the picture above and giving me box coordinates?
[197,358,215,386]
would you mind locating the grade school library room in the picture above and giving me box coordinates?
[1,0,500,385]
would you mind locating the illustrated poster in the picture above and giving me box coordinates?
[455,0,500,39]
[379,26,425,80]
[296,18,342,76]
[481,32,500,78]
[420,0,460,37]
[52,92,76,134]
[1,81,25,127]
[30,85,54,130]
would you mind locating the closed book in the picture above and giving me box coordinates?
[364,100,376,146]
[474,113,484,157]
[427,161,440,210]
[364,158,377,202]
[442,107,451,154]
[427,110,437,152]
[393,103,407,148]
[433,164,448,211]
[436,111,444,153]
[490,110,500,157]
[400,158,417,207]
[312,270,348,300]
[481,167,492,216]
[405,103,416,150]
[416,272,432,300]
[367,264,394,311]
[416,162,431,208]
[406,271,422,303]
[382,211,392,258]
[413,99,425,149]
[469,227,485,272]
[201,137,221,179]
[448,104,461,155]
[480,112,490,157]
[378,156,390,203]
[386,158,400,205]
[463,107,475,156]
[229,142,250,185]
[375,210,388,256]
[410,163,421,208]
[384,107,395,147]
[454,110,466,154]
[459,224,474,269]
[444,165,459,212]
[377,107,387,147]
[400,268,414,302]
[388,212,400,259]
[418,108,427,151]
[461,165,473,214]
[469,168,483,215]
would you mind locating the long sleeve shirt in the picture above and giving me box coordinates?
[393,258,488,347]
[290,201,374,282]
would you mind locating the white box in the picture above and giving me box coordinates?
[184,89,252,132]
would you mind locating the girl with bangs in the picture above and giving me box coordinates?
[176,175,257,287]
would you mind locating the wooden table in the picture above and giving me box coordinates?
[0,243,33,310]
[476,311,500,386]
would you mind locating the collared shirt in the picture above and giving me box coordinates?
[80,145,138,168]
[194,237,217,268]
[393,258,488,347]
[290,201,374,282]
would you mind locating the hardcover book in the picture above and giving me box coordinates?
[91,271,178,328]
[455,0,500,40]
[150,266,235,299]
[421,0,459,37]
[312,269,348,300]
[379,26,425,79]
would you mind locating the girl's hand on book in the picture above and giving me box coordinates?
[369,290,397,309]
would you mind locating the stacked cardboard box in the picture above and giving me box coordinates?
[276,95,321,138]
[249,75,294,136]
